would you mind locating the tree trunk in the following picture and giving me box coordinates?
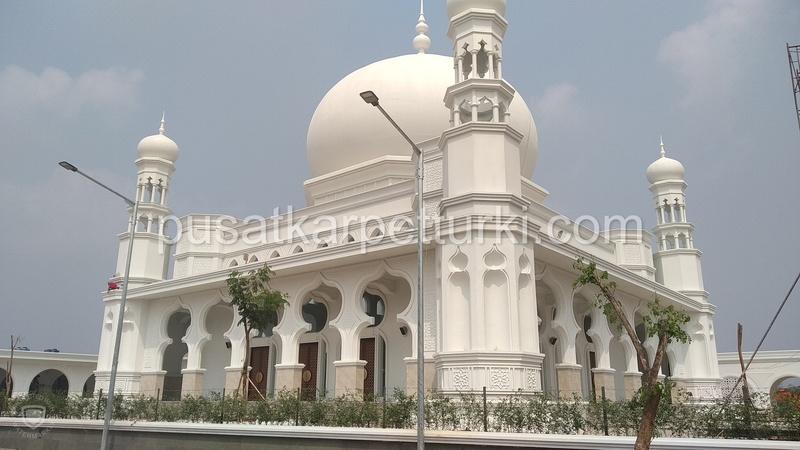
[239,326,251,398]
[634,382,662,450]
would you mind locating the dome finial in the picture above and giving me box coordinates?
[413,0,431,54]
[159,111,166,135]
[659,135,666,158]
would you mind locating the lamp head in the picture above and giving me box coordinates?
[59,161,78,172]
[359,91,379,106]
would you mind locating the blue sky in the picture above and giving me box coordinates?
[0,0,798,354]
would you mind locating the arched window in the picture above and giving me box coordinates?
[461,45,472,79]
[362,292,385,327]
[144,179,154,203]
[665,235,676,250]
[302,300,328,333]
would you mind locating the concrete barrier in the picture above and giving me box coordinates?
[0,418,797,450]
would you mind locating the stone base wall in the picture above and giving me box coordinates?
[333,361,366,397]
[555,364,582,399]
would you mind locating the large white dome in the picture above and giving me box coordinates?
[306,53,538,178]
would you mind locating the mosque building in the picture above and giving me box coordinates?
[93,0,724,402]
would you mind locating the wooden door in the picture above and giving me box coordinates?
[360,337,376,398]
[299,342,319,400]
[248,346,269,401]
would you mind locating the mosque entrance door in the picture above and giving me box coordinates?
[360,337,376,397]
[248,346,269,400]
[299,342,318,400]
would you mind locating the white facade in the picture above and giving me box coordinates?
[0,350,97,397]
[718,351,800,400]
[93,0,730,401]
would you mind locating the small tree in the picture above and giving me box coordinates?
[226,264,287,399]
[1,335,21,414]
[574,258,690,450]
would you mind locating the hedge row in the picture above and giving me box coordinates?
[1,387,798,440]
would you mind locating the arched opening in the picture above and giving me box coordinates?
[476,41,489,78]
[292,245,304,254]
[536,281,559,397]
[143,180,154,203]
[634,312,649,373]
[677,234,688,249]
[153,182,163,204]
[573,294,596,399]
[229,260,239,268]
[270,250,281,259]
[476,97,494,122]
[358,272,412,398]
[0,368,13,397]
[249,255,259,263]
[298,285,341,400]
[137,216,148,232]
[771,376,800,403]
[460,45,472,79]
[162,309,190,400]
[344,234,356,244]
[661,353,673,377]
[249,308,282,399]
[673,203,682,222]
[201,303,234,396]
[29,369,69,396]
[665,235,676,250]
[82,374,96,397]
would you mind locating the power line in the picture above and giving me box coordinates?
[717,269,800,409]
[788,43,800,135]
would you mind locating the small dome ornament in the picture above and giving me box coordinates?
[137,113,179,163]
[646,136,685,184]
[412,0,431,54]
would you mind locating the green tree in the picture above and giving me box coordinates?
[573,258,690,450]
[226,263,287,399]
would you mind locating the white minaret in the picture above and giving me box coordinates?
[437,0,543,396]
[115,114,179,287]
[647,138,707,303]
[646,139,720,389]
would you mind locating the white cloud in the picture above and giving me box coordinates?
[0,65,144,116]
[533,82,581,127]
[658,0,769,106]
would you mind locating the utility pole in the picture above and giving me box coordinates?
[736,324,752,407]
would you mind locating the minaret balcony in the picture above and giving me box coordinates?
[444,77,515,107]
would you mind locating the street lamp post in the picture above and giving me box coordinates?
[359,91,425,450]
[59,161,138,450]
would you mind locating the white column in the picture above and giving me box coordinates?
[487,52,495,78]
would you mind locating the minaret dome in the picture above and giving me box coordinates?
[646,137,684,184]
[137,113,179,162]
